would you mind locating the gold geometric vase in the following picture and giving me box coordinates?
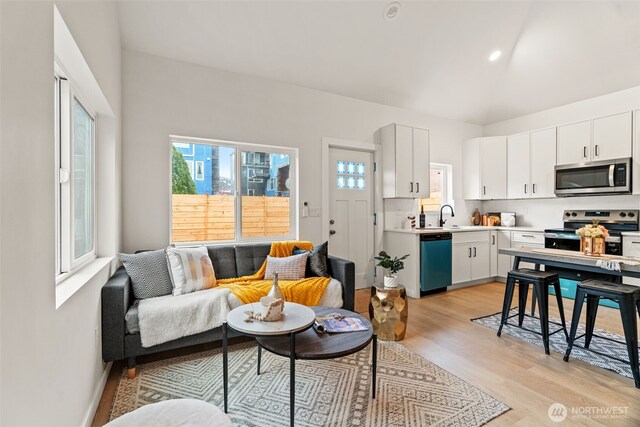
[369,285,408,341]
[580,236,605,256]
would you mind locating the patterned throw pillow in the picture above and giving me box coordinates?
[166,246,217,295]
[120,249,174,299]
[264,253,308,280]
[292,241,330,277]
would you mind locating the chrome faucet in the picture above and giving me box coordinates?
[439,204,455,227]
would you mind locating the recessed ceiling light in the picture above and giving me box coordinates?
[384,3,401,22]
[489,50,502,62]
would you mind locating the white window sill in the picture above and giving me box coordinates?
[55,256,114,309]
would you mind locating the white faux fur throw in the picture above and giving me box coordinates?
[138,287,231,348]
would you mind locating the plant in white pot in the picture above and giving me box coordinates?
[374,251,409,288]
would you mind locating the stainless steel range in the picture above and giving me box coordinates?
[544,209,639,256]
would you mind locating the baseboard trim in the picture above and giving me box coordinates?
[82,361,112,427]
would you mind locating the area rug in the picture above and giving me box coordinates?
[472,309,639,380]
[109,341,509,426]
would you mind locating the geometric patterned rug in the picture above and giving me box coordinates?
[472,309,638,380]
[109,341,509,426]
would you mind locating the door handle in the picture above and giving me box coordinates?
[329,230,336,235]
[595,144,599,157]
[492,235,496,245]
[468,247,472,258]
[583,146,587,158]
[609,164,615,187]
[532,183,536,193]
[483,186,486,196]
[473,247,477,257]
[416,182,419,193]
[524,184,527,194]
[410,182,413,193]
[329,219,335,225]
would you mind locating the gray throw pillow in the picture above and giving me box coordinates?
[120,249,173,299]
[292,241,330,278]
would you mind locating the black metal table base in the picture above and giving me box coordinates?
[223,322,377,426]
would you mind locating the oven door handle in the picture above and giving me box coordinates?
[609,164,615,187]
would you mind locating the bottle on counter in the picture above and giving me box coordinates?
[419,204,426,228]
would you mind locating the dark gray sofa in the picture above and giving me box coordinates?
[102,243,355,375]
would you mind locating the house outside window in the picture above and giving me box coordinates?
[171,137,296,243]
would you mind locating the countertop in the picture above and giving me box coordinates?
[622,232,640,237]
[384,226,546,235]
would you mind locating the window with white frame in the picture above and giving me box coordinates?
[55,73,97,275]
[170,137,297,244]
[420,163,453,211]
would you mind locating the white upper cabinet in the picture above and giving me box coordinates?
[462,138,481,200]
[529,127,557,198]
[557,112,632,166]
[507,133,530,199]
[381,123,430,198]
[592,111,632,161]
[557,120,591,165]
[463,137,507,200]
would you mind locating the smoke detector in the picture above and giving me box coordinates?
[384,3,401,22]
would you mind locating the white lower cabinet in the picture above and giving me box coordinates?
[497,230,512,278]
[452,232,491,284]
[511,231,545,270]
[623,235,640,286]
[490,231,498,277]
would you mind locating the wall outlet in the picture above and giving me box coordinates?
[309,208,321,217]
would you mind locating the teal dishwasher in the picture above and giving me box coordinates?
[420,233,452,294]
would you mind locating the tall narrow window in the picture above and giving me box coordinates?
[420,163,453,211]
[56,74,96,274]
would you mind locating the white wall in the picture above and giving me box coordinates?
[482,86,640,227]
[0,2,121,426]
[122,50,482,252]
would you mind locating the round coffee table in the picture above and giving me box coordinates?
[222,305,377,427]
[223,302,316,427]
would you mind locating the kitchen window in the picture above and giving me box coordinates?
[420,163,453,211]
[55,73,97,276]
[171,137,297,244]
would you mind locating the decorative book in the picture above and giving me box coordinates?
[314,313,368,333]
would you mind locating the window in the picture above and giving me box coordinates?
[171,138,296,243]
[55,74,96,275]
[336,160,365,190]
[195,161,204,180]
[185,160,195,180]
[420,163,453,211]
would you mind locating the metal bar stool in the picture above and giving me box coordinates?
[564,279,640,388]
[497,269,568,354]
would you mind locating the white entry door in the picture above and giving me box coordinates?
[329,147,374,289]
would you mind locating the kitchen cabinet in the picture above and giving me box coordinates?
[623,234,640,286]
[507,129,556,199]
[381,123,430,198]
[634,110,640,196]
[490,231,498,277]
[497,230,512,279]
[511,231,545,271]
[529,127,557,198]
[557,120,591,165]
[463,137,507,200]
[452,231,491,283]
[557,112,632,166]
[592,112,632,161]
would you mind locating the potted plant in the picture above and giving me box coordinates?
[374,251,409,288]
[576,220,609,256]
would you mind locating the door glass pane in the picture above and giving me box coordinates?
[73,98,94,259]
[171,142,236,242]
[241,151,291,237]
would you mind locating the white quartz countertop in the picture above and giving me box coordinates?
[622,232,640,237]
[384,226,546,234]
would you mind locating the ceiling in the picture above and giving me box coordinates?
[117,1,640,125]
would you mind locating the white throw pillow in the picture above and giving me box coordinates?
[166,246,217,295]
[264,253,308,280]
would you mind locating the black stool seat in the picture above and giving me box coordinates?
[578,280,640,294]
[508,269,560,280]
[564,279,640,388]
[497,269,567,355]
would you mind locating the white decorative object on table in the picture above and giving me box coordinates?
[227,302,315,336]
[244,297,284,322]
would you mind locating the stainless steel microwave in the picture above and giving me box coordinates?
[554,158,632,197]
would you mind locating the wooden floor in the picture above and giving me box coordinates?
[93,282,640,426]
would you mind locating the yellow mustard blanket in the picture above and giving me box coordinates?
[216,241,331,306]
